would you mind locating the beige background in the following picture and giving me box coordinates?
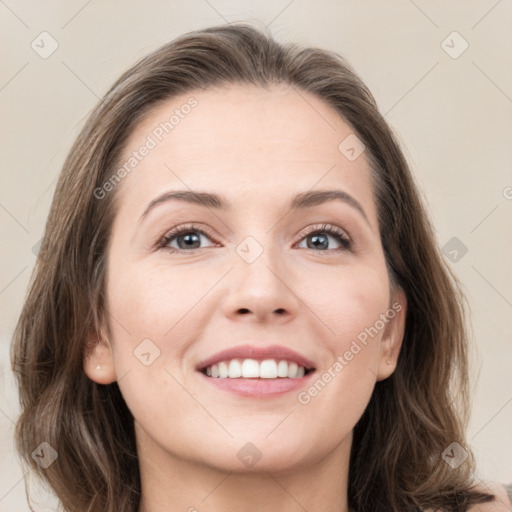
[1,1,511,510]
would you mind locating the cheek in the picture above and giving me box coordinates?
[297,263,389,406]
[302,262,390,349]
[104,258,231,399]
[104,261,206,426]
[106,259,214,340]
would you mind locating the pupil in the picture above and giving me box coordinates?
[309,234,327,250]
[179,233,200,249]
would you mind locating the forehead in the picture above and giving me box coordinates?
[113,83,377,224]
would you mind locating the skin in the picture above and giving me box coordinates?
[83,83,410,512]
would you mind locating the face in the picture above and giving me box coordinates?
[85,84,406,474]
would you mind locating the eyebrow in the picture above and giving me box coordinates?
[138,189,369,225]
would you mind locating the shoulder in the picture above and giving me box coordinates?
[467,481,512,511]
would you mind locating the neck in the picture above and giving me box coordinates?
[137,431,353,512]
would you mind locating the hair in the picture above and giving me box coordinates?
[11,22,494,512]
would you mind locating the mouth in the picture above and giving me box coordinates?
[199,358,315,379]
[195,344,317,397]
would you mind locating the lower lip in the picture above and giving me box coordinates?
[197,370,316,397]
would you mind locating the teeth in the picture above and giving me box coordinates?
[203,358,309,379]
[218,361,229,378]
[277,360,288,377]
[241,359,260,378]
[228,359,242,378]
[259,359,277,378]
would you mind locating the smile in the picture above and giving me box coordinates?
[202,358,314,379]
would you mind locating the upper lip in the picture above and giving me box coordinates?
[195,344,316,371]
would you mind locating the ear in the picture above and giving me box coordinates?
[83,323,117,385]
[375,287,407,382]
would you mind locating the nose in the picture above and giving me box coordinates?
[221,242,300,324]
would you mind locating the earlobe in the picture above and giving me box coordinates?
[83,328,117,385]
[375,288,407,382]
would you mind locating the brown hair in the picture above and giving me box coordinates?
[11,23,494,512]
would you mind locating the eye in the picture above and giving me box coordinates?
[157,224,218,253]
[295,224,352,251]
[156,222,352,254]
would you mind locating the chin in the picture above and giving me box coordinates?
[196,434,319,474]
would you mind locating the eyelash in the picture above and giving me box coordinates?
[156,223,352,254]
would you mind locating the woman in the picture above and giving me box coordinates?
[10,23,510,512]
